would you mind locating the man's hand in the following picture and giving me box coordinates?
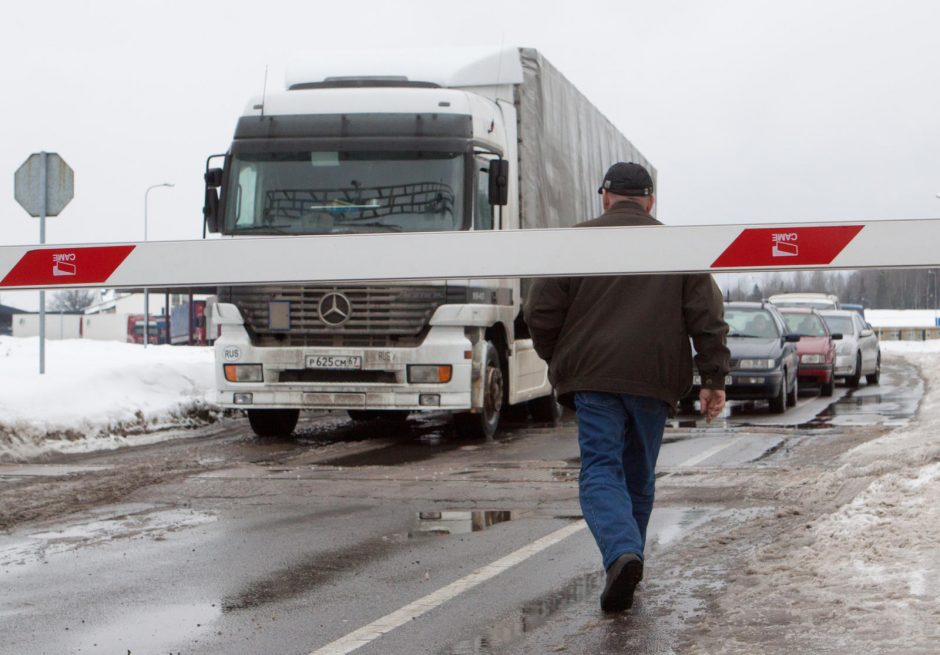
[699,388,726,423]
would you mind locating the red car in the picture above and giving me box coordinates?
[779,308,842,397]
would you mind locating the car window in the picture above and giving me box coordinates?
[823,315,854,335]
[726,308,780,338]
[782,313,828,337]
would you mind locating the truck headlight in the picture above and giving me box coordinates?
[224,364,263,382]
[737,358,775,370]
[801,354,826,364]
[408,365,453,383]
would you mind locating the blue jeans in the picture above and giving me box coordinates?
[575,391,668,571]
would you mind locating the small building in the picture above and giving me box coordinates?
[0,303,26,336]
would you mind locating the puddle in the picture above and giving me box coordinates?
[802,383,921,429]
[222,509,566,612]
[68,602,220,653]
[439,571,604,655]
[435,505,733,654]
[221,535,394,612]
[409,510,514,538]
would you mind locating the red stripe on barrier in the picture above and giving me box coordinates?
[711,225,863,268]
[0,245,136,287]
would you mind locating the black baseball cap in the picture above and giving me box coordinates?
[598,162,654,196]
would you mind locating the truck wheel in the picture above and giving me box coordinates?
[866,356,881,385]
[769,372,787,414]
[454,344,503,439]
[528,389,563,423]
[847,353,862,388]
[247,409,299,438]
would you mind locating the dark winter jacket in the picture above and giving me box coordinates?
[523,200,730,408]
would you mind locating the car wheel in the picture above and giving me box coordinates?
[787,371,798,406]
[847,353,862,388]
[866,355,881,385]
[769,372,787,414]
[454,343,503,439]
[527,389,564,423]
[821,369,835,397]
[247,409,300,438]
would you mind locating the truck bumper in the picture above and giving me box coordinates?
[215,322,474,411]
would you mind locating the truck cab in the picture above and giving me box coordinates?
[203,47,652,439]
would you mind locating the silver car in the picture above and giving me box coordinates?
[819,310,881,387]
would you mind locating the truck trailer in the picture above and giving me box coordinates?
[203,46,655,439]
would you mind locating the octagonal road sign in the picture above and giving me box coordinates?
[14,152,74,217]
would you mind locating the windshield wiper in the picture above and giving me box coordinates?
[333,223,402,233]
[728,332,765,338]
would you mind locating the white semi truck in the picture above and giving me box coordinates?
[203,46,654,439]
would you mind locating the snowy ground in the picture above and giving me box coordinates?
[676,340,940,653]
[0,337,217,461]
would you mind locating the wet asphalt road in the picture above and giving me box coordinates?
[0,359,923,655]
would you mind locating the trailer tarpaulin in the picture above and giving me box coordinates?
[516,48,656,230]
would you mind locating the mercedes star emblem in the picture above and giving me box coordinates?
[318,291,352,326]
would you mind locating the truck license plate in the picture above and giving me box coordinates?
[306,355,363,370]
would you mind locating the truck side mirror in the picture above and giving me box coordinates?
[831,333,843,340]
[488,159,509,206]
[203,167,223,234]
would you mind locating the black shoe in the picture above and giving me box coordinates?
[600,553,643,613]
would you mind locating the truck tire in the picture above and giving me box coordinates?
[527,389,563,424]
[247,409,300,438]
[454,343,503,440]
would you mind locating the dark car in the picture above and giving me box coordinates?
[686,302,800,414]
[778,308,841,397]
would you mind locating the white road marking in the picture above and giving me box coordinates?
[308,521,587,655]
[675,436,744,468]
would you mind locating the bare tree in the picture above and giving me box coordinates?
[48,289,97,313]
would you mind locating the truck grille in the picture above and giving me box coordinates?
[225,285,449,348]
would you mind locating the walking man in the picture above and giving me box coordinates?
[524,162,730,612]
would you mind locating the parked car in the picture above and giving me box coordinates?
[686,302,800,414]
[767,292,840,311]
[778,308,841,397]
[818,310,881,387]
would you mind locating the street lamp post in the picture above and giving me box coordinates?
[144,183,174,346]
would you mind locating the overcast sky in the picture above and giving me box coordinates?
[2,0,939,308]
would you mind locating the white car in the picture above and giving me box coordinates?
[768,292,840,311]
[819,310,881,387]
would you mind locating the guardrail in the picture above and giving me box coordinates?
[873,326,940,341]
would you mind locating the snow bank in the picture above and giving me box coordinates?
[705,348,940,651]
[865,309,940,328]
[0,337,217,461]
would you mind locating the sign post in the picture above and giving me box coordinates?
[14,152,74,374]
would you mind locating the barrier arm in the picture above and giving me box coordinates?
[2,219,939,291]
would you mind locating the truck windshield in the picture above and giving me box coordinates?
[223,150,466,235]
